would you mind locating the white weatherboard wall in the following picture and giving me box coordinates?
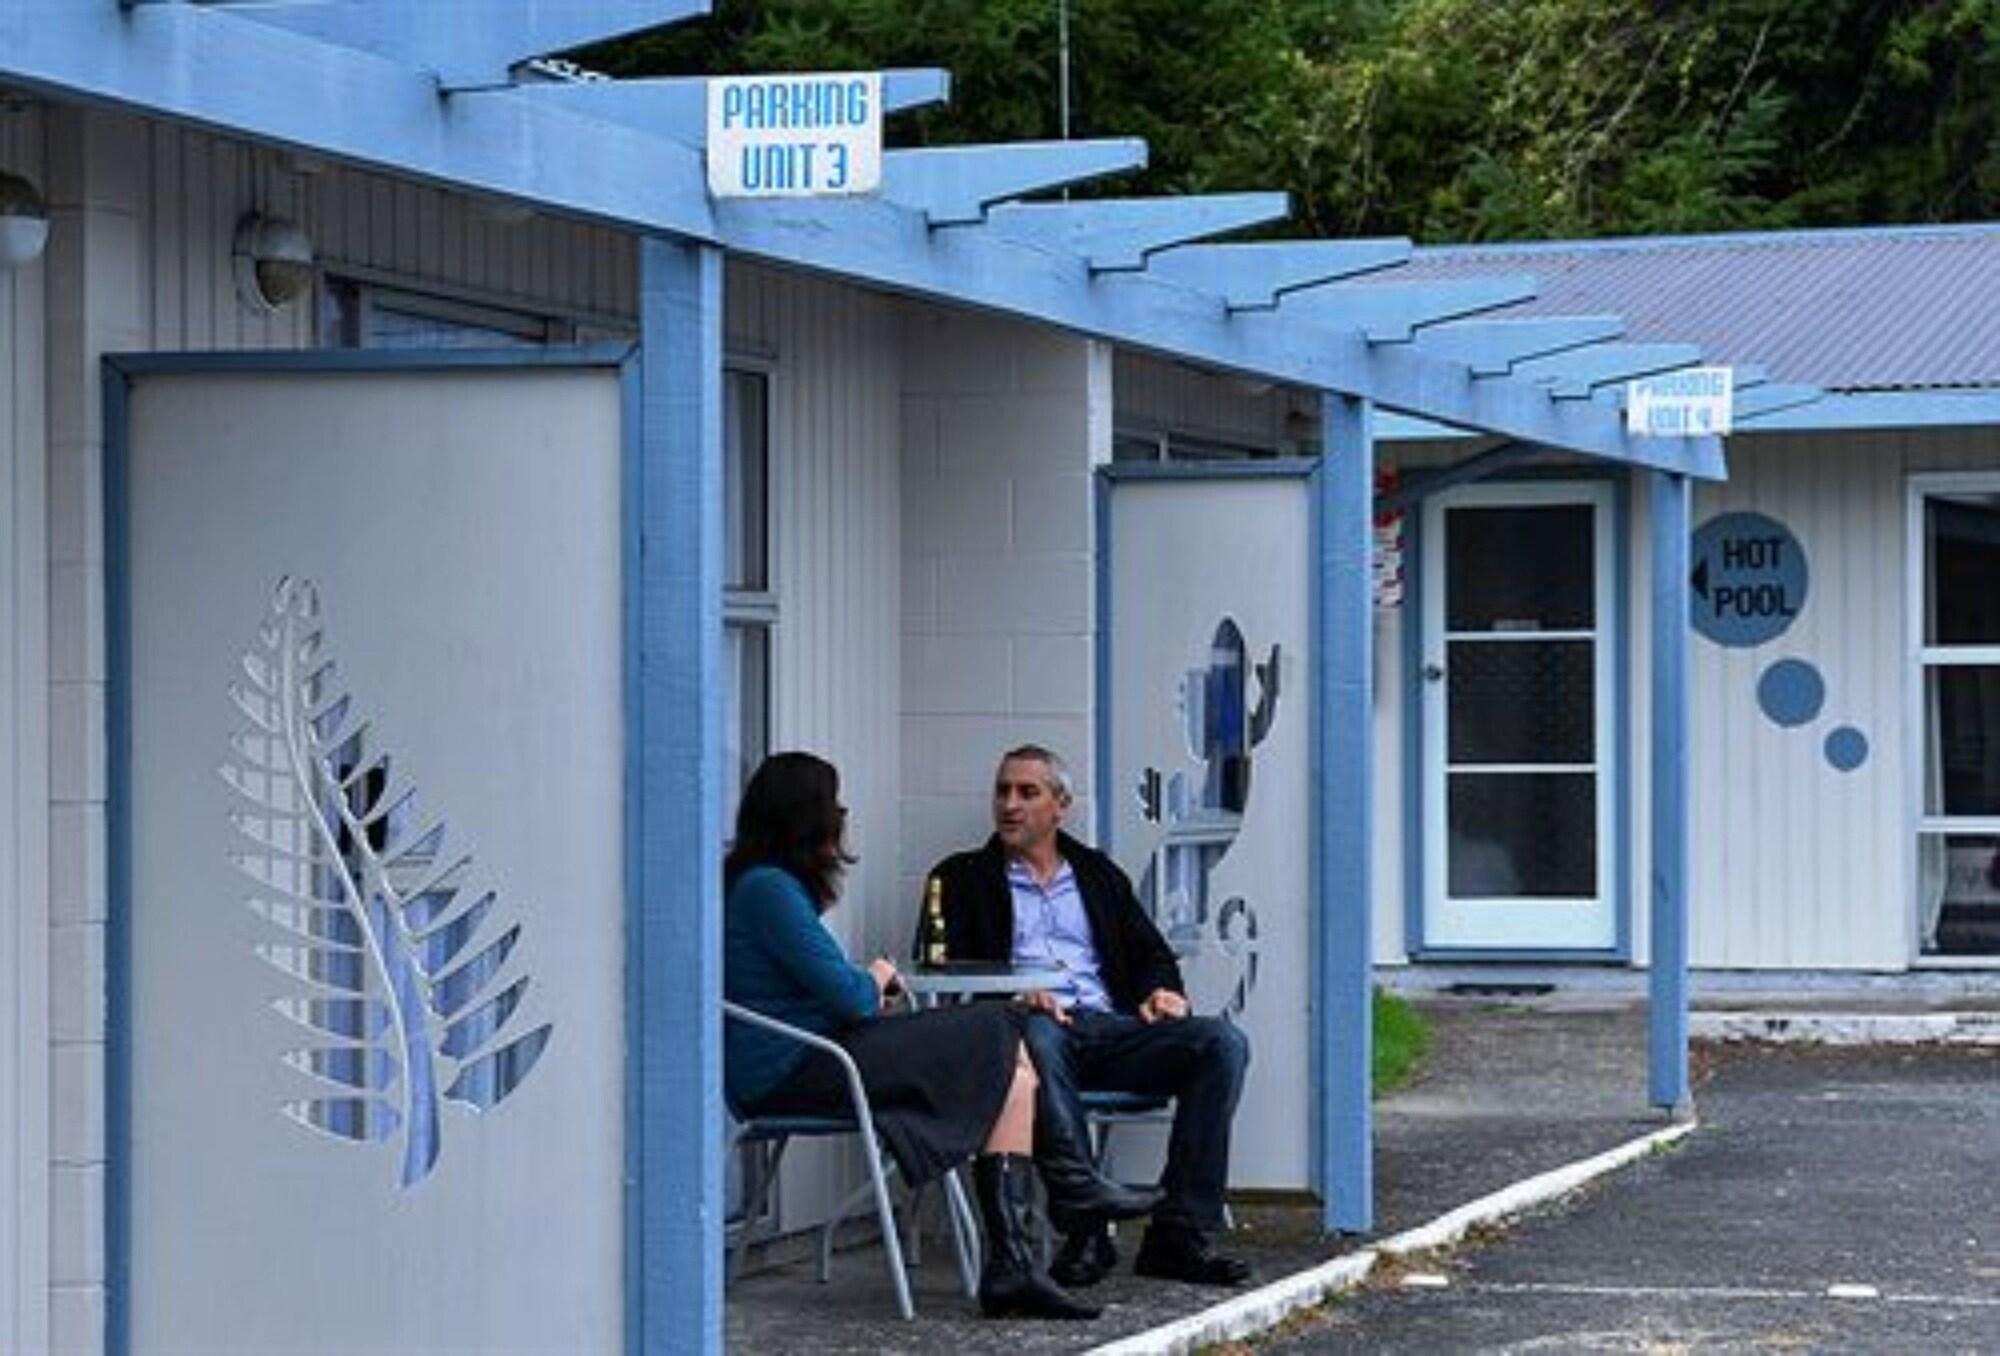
[1374,427,2000,973]
[3,97,52,1356]
[1682,427,2000,970]
[899,305,1109,906]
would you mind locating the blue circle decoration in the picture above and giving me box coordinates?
[1825,726,1869,772]
[1757,659,1825,727]
[1690,511,1809,647]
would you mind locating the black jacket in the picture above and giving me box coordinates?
[916,832,1184,1015]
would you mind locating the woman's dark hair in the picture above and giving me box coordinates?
[723,751,857,907]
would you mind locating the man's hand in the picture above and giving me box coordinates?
[1017,989,1072,1025]
[1138,988,1188,1023]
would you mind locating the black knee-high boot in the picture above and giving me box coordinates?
[1035,1090,1164,1233]
[972,1154,1101,1320]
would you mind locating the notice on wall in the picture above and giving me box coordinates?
[706,72,883,198]
[1690,510,1807,646]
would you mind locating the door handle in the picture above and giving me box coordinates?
[1422,662,1445,683]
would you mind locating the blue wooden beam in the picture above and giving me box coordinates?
[214,0,712,91]
[511,68,950,143]
[1283,276,1539,343]
[1647,470,1691,1114]
[7,2,716,238]
[1513,344,1706,399]
[1143,239,1412,310]
[713,195,1724,473]
[1732,384,1823,423]
[881,139,1148,225]
[632,236,726,1354]
[985,193,1289,272]
[1414,316,1625,377]
[10,4,1723,474]
[1315,393,1374,1234]
[1376,440,1541,514]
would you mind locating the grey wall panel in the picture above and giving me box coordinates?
[124,367,626,1354]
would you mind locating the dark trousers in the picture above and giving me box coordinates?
[1021,1009,1250,1233]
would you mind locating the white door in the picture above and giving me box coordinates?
[119,361,627,1354]
[1107,472,1310,1190]
[1420,480,1618,951]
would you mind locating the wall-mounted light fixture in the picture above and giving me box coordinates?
[0,169,48,268]
[232,212,315,312]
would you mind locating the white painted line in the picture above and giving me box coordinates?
[1086,1118,1698,1356]
[1475,1280,1813,1302]
[1401,1272,1450,1289]
[1475,1279,2000,1308]
[1691,1011,2000,1046]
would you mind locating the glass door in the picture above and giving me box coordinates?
[1420,481,1617,951]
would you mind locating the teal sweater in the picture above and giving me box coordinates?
[723,865,880,1109]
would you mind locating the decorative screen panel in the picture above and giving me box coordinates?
[1109,475,1311,1191]
[122,365,625,1355]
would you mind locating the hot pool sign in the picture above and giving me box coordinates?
[707,73,883,198]
[1690,511,1808,647]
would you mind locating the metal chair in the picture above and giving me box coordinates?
[722,1001,979,1320]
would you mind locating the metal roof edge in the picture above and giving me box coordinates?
[1731,390,2000,433]
[1412,220,2000,261]
[1378,391,2000,443]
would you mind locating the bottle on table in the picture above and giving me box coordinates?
[922,876,949,968]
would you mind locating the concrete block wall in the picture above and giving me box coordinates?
[39,106,151,1356]
[896,303,1112,922]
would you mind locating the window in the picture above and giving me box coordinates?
[321,277,579,349]
[723,368,774,824]
[1913,479,2000,959]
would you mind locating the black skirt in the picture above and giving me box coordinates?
[742,1001,1024,1186]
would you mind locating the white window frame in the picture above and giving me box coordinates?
[722,360,776,833]
[1905,471,2000,967]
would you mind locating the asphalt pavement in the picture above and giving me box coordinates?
[1257,1042,2000,1354]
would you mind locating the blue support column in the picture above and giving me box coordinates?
[630,236,725,1354]
[1315,393,1374,1233]
[1648,471,1691,1112]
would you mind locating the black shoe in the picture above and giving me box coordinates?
[1133,1225,1253,1287]
[1049,1226,1119,1289]
[1035,1091,1165,1232]
[972,1154,1102,1321]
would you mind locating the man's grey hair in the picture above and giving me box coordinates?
[999,744,1073,803]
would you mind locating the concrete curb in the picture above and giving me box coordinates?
[1085,1119,1698,1356]
[1691,1010,2000,1045]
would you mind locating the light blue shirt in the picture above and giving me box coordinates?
[1008,858,1112,1013]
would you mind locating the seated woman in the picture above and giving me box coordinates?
[724,752,1156,1320]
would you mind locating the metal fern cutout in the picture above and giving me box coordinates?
[221,576,553,1187]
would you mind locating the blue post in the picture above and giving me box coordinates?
[1648,470,1691,1112]
[1316,393,1374,1233]
[631,236,725,1353]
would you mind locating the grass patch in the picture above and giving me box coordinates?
[1372,987,1429,1097]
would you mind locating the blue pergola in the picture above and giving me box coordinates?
[0,3,1799,1349]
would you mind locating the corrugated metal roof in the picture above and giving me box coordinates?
[1405,224,2000,393]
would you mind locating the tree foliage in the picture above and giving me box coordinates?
[585,0,1999,242]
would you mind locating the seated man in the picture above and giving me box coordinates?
[923,744,1252,1287]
